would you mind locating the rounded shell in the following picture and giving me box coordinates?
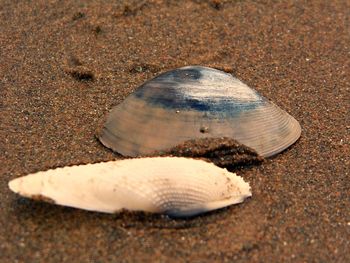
[99,66,301,157]
[8,157,251,217]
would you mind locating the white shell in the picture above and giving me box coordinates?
[8,157,251,217]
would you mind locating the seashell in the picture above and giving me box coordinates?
[8,157,251,217]
[98,66,301,158]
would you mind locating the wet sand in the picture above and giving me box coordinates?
[1,0,349,262]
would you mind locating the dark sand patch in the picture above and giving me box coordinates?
[153,137,264,170]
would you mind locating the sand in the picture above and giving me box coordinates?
[1,0,349,262]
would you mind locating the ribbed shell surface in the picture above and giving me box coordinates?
[8,157,251,217]
[99,66,301,157]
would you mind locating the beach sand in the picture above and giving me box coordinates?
[1,0,349,262]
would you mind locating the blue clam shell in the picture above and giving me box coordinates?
[99,66,301,157]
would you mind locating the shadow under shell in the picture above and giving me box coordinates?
[98,66,301,158]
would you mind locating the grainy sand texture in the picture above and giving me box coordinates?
[1,0,349,262]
